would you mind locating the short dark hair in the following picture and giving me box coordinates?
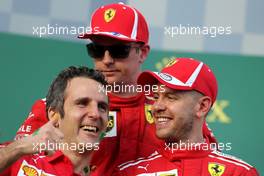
[46,66,107,117]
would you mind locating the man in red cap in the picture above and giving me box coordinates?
[116,58,259,176]
[2,3,162,175]
[1,3,217,175]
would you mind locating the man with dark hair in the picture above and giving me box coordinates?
[117,58,259,176]
[9,4,164,175]
[4,3,217,175]
[45,66,108,117]
[0,66,109,176]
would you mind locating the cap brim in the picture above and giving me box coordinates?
[78,32,139,43]
[137,71,193,91]
[137,71,160,86]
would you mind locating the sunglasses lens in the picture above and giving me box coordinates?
[86,43,105,58]
[86,43,133,59]
[109,45,131,59]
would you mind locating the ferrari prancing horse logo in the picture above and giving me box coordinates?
[208,163,225,176]
[104,8,116,22]
[145,104,154,124]
[165,59,178,68]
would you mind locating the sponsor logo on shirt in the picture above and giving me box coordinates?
[22,165,38,176]
[137,169,178,176]
[18,125,32,133]
[137,164,149,171]
[104,111,117,137]
[18,160,55,176]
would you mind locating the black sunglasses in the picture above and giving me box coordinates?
[86,43,141,59]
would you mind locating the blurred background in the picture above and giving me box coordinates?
[0,0,263,173]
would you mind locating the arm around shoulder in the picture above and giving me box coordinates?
[0,139,30,172]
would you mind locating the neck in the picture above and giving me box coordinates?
[183,119,204,144]
[62,149,91,175]
[167,134,204,145]
[182,133,204,144]
[168,124,204,145]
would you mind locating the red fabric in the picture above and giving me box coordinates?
[0,151,82,176]
[90,93,163,176]
[11,94,218,175]
[116,140,259,176]
[14,99,48,140]
[138,58,218,104]
[79,3,149,44]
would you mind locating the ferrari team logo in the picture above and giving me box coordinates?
[104,8,116,22]
[145,104,154,124]
[208,163,225,176]
[165,59,178,68]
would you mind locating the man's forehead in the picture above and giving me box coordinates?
[74,95,108,104]
[65,77,107,101]
[68,91,108,105]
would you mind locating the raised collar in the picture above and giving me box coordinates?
[44,150,68,163]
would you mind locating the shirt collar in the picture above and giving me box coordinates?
[44,150,69,163]
[160,138,214,161]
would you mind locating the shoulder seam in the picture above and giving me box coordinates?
[208,154,251,171]
[211,150,253,168]
[118,151,159,168]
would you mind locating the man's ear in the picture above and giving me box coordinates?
[47,108,61,127]
[196,96,212,119]
[139,44,150,63]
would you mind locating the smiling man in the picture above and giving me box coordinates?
[4,3,217,175]
[0,66,109,176]
[117,58,259,176]
[10,3,164,175]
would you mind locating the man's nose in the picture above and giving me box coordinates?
[87,103,100,120]
[152,98,166,114]
[101,50,114,65]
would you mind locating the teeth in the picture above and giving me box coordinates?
[82,125,98,133]
[157,118,169,122]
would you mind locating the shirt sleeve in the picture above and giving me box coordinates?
[14,99,48,140]
[245,167,260,176]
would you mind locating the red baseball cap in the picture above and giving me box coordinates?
[138,58,218,104]
[79,2,149,44]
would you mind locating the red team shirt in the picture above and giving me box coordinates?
[116,139,259,176]
[2,93,219,175]
[1,150,85,176]
[15,98,48,140]
[7,94,163,175]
